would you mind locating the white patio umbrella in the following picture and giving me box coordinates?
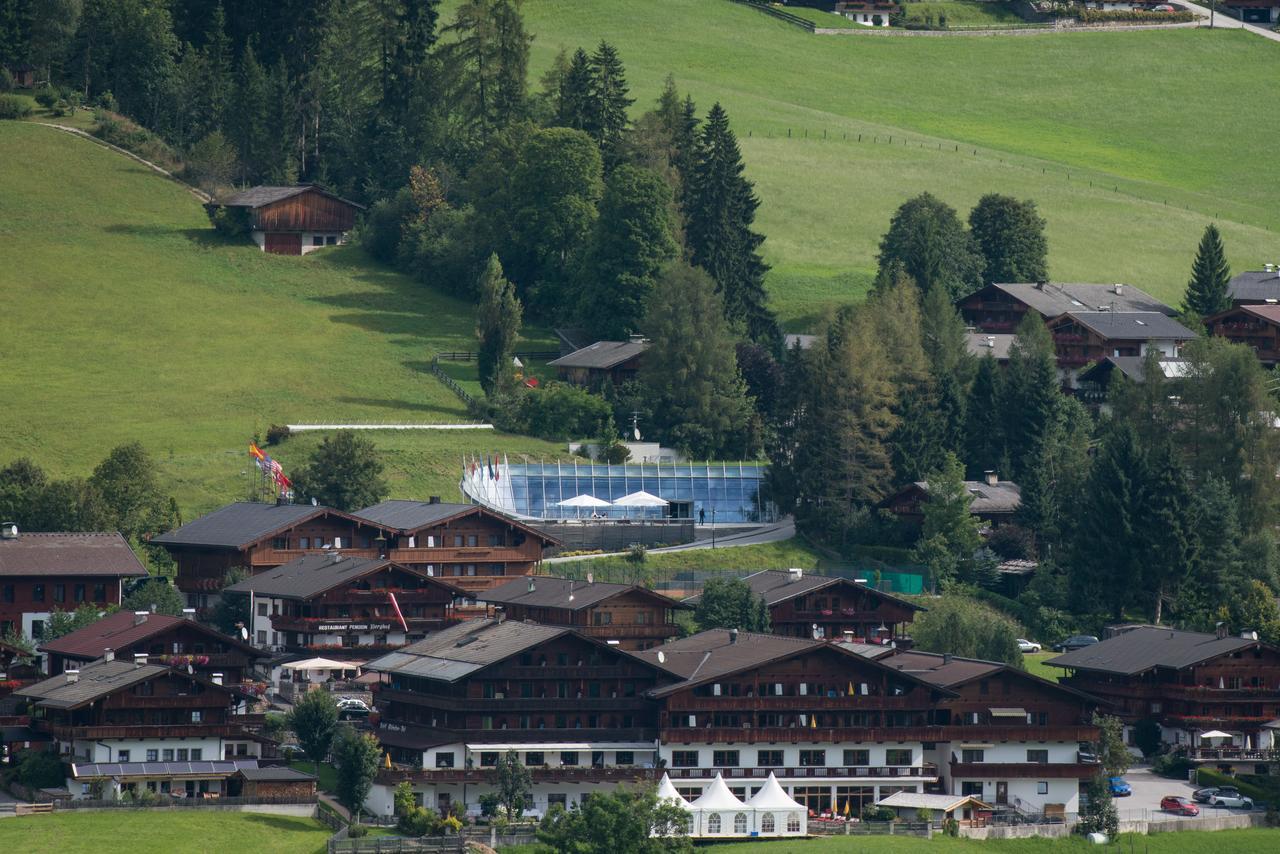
[613,490,669,521]
[1199,730,1233,742]
[557,494,612,518]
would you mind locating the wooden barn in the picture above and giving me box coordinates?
[206,185,364,255]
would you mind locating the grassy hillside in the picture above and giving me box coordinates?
[510,0,1280,324]
[0,121,562,516]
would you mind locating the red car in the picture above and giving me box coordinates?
[1160,796,1199,816]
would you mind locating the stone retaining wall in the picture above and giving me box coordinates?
[814,20,1201,35]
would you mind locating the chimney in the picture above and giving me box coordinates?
[0,522,16,539]
[985,336,995,348]
[943,653,952,664]
[65,669,79,684]
[527,578,536,594]
[495,607,505,625]
[729,628,739,645]
[211,673,224,686]
[1034,281,1047,290]
[1113,283,1124,296]
[133,653,148,668]
[843,630,854,643]
[103,648,114,662]
[428,496,441,505]
[788,567,804,583]
[984,470,998,487]
[133,610,149,626]
[1241,630,1259,641]
[182,608,197,620]
[276,496,288,506]
[1215,621,1228,640]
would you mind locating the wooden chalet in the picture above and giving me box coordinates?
[205,185,363,255]
[834,0,900,25]
[1047,625,1280,761]
[355,499,560,594]
[1227,266,1280,306]
[685,569,922,647]
[881,472,1021,528]
[0,526,148,640]
[1205,304,1280,366]
[39,610,266,685]
[15,656,273,799]
[223,554,466,656]
[1046,311,1196,373]
[364,617,670,816]
[479,575,687,651]
[957,282,1173,334]
[1074,355,1188,410]
[547,339,648,389]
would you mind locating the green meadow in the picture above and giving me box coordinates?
[509,0,1280,323]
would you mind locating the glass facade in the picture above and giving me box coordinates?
[461,460,775,524]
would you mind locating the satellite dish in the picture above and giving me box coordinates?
[657,651,666,664]
[240,627,249,641]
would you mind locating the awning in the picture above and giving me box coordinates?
[464,742,655,752]
[280,658,361,671]
[1200,730,1234,740]
[990,708,1027,718]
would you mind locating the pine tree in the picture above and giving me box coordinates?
[963,354,1004,479]
[911,452,982,590]
[639,263,755,459]
[580,164,677,339]
[1140,442,1198,624]
[490,0,530,128]
[920,284,974,456]
[1176,476,1241,630]
[443,0,528,139]
[203,2,232,130]
[968,194,1048,284]
[475,254,522,397]
[585,41,632,170]
[536,46,570,122]
[556,47,592,130]
[1000,313,1061,480]
[229,43,269,181]
[685,102,778,347]
[1182,223,1232,318]
[1015,396,1089,555]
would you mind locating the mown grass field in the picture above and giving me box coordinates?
[0,121,562,516]
[0,811,333,854]
[509,0,1280,325]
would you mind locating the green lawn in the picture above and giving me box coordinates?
[902,1,1029,26]
[505,0,1280,325]
[550,536,830,583]
[291,760,338,794]
[780,5,866,28]
[1023,651,1061,681]
[0,810,332,854]
[0,120,563,518]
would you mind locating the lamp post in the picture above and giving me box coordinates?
[711,508,717,549]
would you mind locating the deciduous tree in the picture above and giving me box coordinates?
[293,432,389,511]
[877,192,983,300]
[120,577,184,616]
[288,688,339,777]
[334,726,382,823]
[694,576,770,633]
[967,194,1048,284]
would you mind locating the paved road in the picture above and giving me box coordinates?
[1111,765,1259,823]
[1180,3,1280,42]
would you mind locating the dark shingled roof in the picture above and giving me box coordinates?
[0,532,148,578]
[235,765,316,782]
[364,618,570,682]
[636,629,953,699]
[906,480,1022,515]
[1054,311,1197,341]
[1078,356,1189,385]
[1216,304,1280,327]
[548,340,649,370]
[38,610,264,661]
[990,283,1173,317]
[355,500,474,531]
[17,659,169,710]
[151,502,389,550]
[222,554,464,601]
[966,333,1015,361]
[1229,270,1280,302]
[480,575,687,612]
[1046,626,1259,676]
[878,650,1004,686]
[217,184,365,210]
[683,570,925,612]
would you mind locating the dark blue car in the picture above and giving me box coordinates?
[1109,777,1132,797]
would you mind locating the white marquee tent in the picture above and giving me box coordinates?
[671,772,807,839]
[745,772,808,836]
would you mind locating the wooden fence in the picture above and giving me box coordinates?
[428,356,476,408]
[329,836,465,854]
[437,350,560,363]
[729,0,816,31]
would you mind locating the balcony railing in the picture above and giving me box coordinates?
[1186,748,1280,762]
[577,624,680,639]
[666,764,937,780]
[270,615,452,633]
[660,725,1099,745]
[35,722,253,740]
[376,689,651,712]
[375,765,656,785]
[668,696,928,713]
[949,760,1098,779]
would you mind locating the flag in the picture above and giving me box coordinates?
[274,470,292,490]
[384,752,392,770]
[848,681,854,697]
[488,455,495,480]
[388,591,408,632]
[843,800,850,817]
[249,443,265,461]
[810,715,817,729]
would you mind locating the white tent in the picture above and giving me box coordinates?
[654,773,695,838]
[745,773,807,836]
[612,491,668,507]
[690,773,749,837]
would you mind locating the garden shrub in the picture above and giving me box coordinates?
[17,750,66,789]
[494,384,614,441]
[0,68,14,92]
[1077,8,1195,23]
[0,94,31,119]
[33,86,57,108]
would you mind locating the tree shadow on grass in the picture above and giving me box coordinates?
[238,813,324,833]
[334,396,467,417]
[101,222,240,249]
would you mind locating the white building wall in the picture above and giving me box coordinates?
[78,736,227,764]
[22,610,51,641]
[658,742,922,768]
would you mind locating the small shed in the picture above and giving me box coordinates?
[875,791,991,822]
[232,765,317,800]
[206,185,364,255]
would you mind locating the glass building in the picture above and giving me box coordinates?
[461,459,775,524]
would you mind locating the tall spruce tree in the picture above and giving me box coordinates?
[1175,476,1242,629]
[1182,223,1232,318]
[1000,313,1061,480]
[639,262,755,459]
[963,353,1004,479]
[1140,441,1198,624]
[585,41,632,171]
[556,47,592,130]
[911,452,982,590]
[475,254,522,397]
[228,43,269,181]
[685,102,778,347]
[877,192,984,300]
[920,283,974,456]
[968,194,1048,284]
[443,0,529,139]
[580,164,677,339]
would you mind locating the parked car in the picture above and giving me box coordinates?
[337,698,371,719]
[1160,796,1199,816]
[1109,777,1132,797]
[1017,638,1042,654]
[1193,785,1238,803]
[1078,748,1100,764]
[1054,635,1099,652]
[337,697,370,711]
[1151,4,1175,10]
[1209,792,1254,809]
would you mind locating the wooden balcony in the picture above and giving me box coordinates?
[376,722,658,747]
[949,761,1099,779]
[578,624,680,640]
[669,696,929,713]
[661,725,1099,745]
[270,614,452,633]
[376,688,650,713]
[389,547,533,565]
[375,765,657,786]
[250,548,379,567]
[666,764,938,781]
[35,721,253,740]
[1186,748,1280,762]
